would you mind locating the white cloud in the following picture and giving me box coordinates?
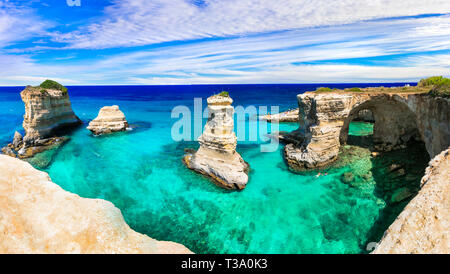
[0,2,449,85]
[53,0,450,49]
[0,0,50,48]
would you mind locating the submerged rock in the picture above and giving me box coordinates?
[0,155,192,254]
[341,172,355,184]
[390,187,413,203]
[183,93,249,190]
[87,105,129,135]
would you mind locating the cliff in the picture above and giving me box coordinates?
[87,105,129,135]
[0,155,192,254]
[373,148,449,254]
[183,94,249,190]
[1,84,81,158]
[21,86,81,145]
[284,92,449,170]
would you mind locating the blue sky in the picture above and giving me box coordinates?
[0,0,449,85]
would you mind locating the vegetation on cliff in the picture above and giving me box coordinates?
[38,79,68,93]
[217,91,229,97]
[417,76,450,87]
[418,76,450,98]
[311,76,449,96]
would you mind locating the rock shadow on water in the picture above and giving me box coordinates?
[361,140,430,252]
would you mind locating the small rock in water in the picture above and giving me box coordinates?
[388,163,403,172]
[371,151,380,157]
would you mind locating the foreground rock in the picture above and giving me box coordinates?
[284,91,449,170]
[373,148,449,254]
[0,155,192,254]
[183,93,249,190]
[1,82,81,158]
[87,105,129,135]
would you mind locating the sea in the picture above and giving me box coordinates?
[0,83,427,254]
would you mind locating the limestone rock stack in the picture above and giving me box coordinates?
[373,148,449,254]
[0,155,192,254]
[21,85,81,146]
[1,83,81,158]
[87,105,129,135]
[183,93,249,190]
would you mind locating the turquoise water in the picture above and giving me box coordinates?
[0,84,426,254]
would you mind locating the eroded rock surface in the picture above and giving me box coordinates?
[21,86,81,145]
[1,86,81,158]
[87,105,129,135]
[284,92,449,170]
[183,94,249,190]
[373,148,449,254]
[0,155,192,254]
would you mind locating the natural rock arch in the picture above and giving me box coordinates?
[284,92,449,170]
[339,97,421,151]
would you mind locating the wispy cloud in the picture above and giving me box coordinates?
[52,0,450,49]
[0,0,50,48]
[0,1,449,85]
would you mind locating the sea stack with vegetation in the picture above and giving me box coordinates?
[87,105,129,135]
[1,80,81,159]
[183,92,250,190]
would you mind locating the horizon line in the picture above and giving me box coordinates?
[0,81,418,88]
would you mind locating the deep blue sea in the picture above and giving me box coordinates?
[0,83,420,254]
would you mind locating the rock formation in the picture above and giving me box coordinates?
[87,105,129,135]
[284,92,449,170]
[373,148,449,254]
[0,155,192,254]
[260,108,299,122]
[183,93,249,190]
[1,84,81,158]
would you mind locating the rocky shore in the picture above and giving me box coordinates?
[373,148,449,254]
[0,155,192,254]
[1,82,81,158]
[87,105,129,135]
[183,93,249,190]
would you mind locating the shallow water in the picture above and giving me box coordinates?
[0,84,427,254]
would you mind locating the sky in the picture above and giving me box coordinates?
[0,0,449,86]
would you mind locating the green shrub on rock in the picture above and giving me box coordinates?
[218,91,229,97]
[346,87,363,92]
[315,87,333,92]
[418,76,450,87]
[38,79,68,92]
